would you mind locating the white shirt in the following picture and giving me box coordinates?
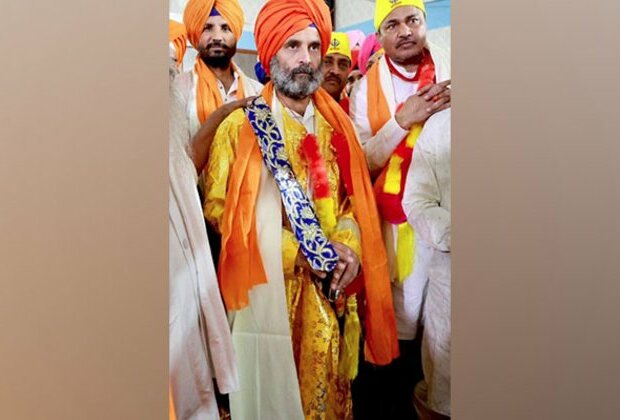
[169,77,239,420]
[403,109,451,251]
[184,63,264,137]
[402,109,451,415]
[350,43,451,172]
[349,44,451,339]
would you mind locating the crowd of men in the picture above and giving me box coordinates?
[168,0,451,419]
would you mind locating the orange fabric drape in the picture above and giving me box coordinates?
[168,20,187,67]
[218,83,399,365]
[193,59,246,124]
[367,60,392,138]
[367,52,435,224]
[168,383,177,420]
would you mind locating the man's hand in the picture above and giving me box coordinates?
[190,96,257,173]
[330,242,361,293]
[395,80,451,131]
[219,96,256,117]
[294,241,360,293]
[295,248,328,279]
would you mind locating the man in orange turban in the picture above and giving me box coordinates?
[177,0,263,192]
[203,0,400,418]
[349,0,451,417]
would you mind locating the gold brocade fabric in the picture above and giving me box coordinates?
[204,104,361,419]
[281,108,357,420]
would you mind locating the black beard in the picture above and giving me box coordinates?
[202,55,232,69]
[200,43,236,69]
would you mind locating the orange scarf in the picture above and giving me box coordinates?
[218,83,399,365]
[194,59,245,124]
[168,383,177,420]
[168,20,187,67]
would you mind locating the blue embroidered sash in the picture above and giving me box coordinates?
[244,96,338,273]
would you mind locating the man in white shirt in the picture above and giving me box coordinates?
[177,0,263,139]
[349,0,450,417]
[403,109,451,417]
[169,52,244,419]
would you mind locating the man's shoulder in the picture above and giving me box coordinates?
[219,108,247,132]
[243,76,264,94]
[425,109,451,130]
[418,109,451,151]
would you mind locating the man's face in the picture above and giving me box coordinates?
[321,53,351,98]
[271,26,324,100]
[198,15,237,69]
[377,6,426,65]
[345,69,363,95]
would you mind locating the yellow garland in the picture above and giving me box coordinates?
[396,222,415,284]
[383,124,423,283]
[339,295,361,380]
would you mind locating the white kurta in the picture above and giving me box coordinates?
[402,109,451,416]
[179,63,263,138]
[169,79,239,420]
[350,43,450,340]
[226,98,320,420]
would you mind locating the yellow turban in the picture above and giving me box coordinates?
[254,0,332,76]
[374,0,426,31]
[326,32,352,61]
[183,0,245,49]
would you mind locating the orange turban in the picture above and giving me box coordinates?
[254,0,333,76]
[168,20,187,66]
[183,0,245,48]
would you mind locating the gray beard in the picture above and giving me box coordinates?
[270,57,323,100]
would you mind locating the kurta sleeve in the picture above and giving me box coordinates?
[203,109,246,232]
[349,77,409,173]
[331,197,362,261]
[402,121,451,252]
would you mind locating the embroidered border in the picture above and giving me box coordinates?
[245,96,339,273]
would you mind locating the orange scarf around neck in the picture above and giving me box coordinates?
[194,59,245,124]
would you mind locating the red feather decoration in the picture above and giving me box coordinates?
[301,134,331,199]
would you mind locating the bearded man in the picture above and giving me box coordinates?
[202,0,399,418]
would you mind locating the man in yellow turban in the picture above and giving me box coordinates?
[349,0,451,418]
[203,0,400,418]
[321,32,353,113]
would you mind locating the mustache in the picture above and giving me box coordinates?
[291,64,315,76]
[206,41,230,50]
[396,37,417,48]
[325,74,343,83]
